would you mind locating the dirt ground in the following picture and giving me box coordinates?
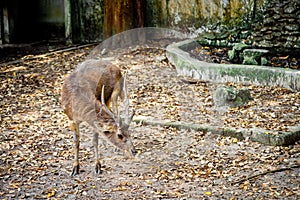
[0,43,299,199]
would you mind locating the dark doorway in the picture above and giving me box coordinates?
[1,0,65,44]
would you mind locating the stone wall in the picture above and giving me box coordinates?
[145,0,223,27]
[3,0,298,45]
[252,0,300,52]
[145,0,266,28]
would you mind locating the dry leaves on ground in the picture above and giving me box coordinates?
[0,44,299,199]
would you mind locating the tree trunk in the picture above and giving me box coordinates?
[67,0,104,43]
[104,0,144,38]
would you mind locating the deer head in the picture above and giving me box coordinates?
[95,73,136,157]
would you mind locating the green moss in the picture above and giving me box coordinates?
[228,50,235,60]
[243,56,258,65]
[228,43,249,61]
[219,66,242,77]
[233,43,249,51]
[261,57,268,65]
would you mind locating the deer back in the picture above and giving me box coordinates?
[61,59,123,124]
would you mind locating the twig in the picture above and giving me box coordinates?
[0,43,97,67]
[133,116,218,133]
[231,164,300,185]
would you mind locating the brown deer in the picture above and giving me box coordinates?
[61,59,136,175]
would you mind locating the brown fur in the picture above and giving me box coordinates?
[61,59,135,175]
[61,60,123,121]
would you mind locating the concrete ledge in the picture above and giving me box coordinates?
[166,39,300,92]
[133,117,300,146]
[165,39,300,146]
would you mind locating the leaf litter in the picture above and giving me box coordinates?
[0,44,299,199]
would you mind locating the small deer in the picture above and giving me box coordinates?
[61,59,136,175]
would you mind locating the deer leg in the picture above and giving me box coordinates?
[71,122,80,176]
[93,132,102,174]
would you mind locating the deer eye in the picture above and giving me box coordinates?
[117,133,124,140]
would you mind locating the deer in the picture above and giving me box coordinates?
[61,59,136,176]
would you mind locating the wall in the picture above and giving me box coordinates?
[66,0,104,43]
[252,0,300,52]
[145,0,266,29]
[1,0,298,47]
[38,0,65,40]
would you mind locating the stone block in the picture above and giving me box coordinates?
[284,6,296,14]
[228,43,249,61]
[285,24,299,31]
[213,86,253,107]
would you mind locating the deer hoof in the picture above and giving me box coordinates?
[95,162,102,174]
[71,164,79,176]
